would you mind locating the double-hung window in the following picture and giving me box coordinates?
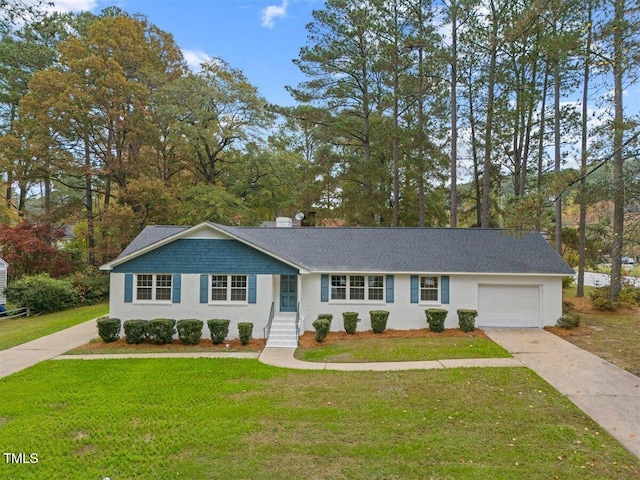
[420,276,439,302]
[136,274,172,302]
[330,275,385,302]
[210,274,247,302]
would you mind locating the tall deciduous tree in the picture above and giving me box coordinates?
[171,58,270,185]
[20,10,185,265]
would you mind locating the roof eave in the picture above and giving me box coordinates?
[309,269,575,276]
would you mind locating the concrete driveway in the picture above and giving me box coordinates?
[485,328,640,458]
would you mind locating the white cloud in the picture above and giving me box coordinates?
[261,0,288,29]
[45,0,98,13]
[182,49,211,72]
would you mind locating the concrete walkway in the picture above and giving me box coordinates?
[258,347,522,371]
[485,328,640,458]
[0,318,99,379]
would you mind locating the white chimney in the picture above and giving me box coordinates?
[275,217,293,228]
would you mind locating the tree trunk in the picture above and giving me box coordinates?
[449,0,458,228]
[17,181,27,217]
[553,22,562,255]
[392,47,400,227]
[417,46,426,227]
[610,0,625,301]
[481,1,498,228]
[577,2,593,298]
[536,65,549,230]
[84,135,96,267]
[467,69,481,227]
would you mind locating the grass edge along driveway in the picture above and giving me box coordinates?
[0,358,638,479]
[0,303,108,351]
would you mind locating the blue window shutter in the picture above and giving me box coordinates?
[172,274,181,303]
[124,273,133,303]
[200,274,209,304]
[441,275,450,304]
[410,275,419,304]
[248,274,257,304]
[385,275,394,303]
[321,274,329,302]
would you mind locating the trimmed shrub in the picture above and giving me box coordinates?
[145,318,176,344]
[238,322,253,345]
[123,319,147,344]
[317,314,333,327]
[425,308,448,333]
[208,319,230,345]
[97,317,121,343]
[177,319,203,345]
[457,309,477,333]
[370,310,389,334]
[4,274,79,314]
[557,312,581,329]
[312,318,331,343]
[342,311,358,335]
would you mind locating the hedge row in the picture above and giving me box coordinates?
[311,309,479,342]
[312,310,391,342]
[96,318,253,345]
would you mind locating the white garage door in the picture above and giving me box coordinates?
[477,285,541,328]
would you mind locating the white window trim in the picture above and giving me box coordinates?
[209,274,249,305]
[329,274,386,305]
[134,273,172,303]
[419,275,441,305]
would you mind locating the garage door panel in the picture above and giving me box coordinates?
[478,285,540,328]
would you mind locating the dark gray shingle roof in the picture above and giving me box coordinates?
[219,226,574,274]
[116,224,573,275]
[118,225,189,258]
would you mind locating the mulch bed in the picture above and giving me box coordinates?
[544,326,594,337]
[298,328,488,348]
[77,329,486,352]
[73,337,266,353]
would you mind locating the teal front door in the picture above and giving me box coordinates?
[280,275,297,312]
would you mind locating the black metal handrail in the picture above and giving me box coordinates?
[263,302,275,340]
[295,301,301,343]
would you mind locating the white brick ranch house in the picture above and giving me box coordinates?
[100,221,574,347]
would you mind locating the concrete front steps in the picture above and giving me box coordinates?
[265,313,299,348]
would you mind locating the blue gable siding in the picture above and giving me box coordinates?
[113,239,298,275]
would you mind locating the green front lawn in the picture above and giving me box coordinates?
[0,303,108,351]
[562,310,640,376]
[296,337,511,363]
[0,359,638,479]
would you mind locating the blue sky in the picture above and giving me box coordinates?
[52,0,319,106]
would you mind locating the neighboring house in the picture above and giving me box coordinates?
[0,257,7,306]
[100,221,574,347]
